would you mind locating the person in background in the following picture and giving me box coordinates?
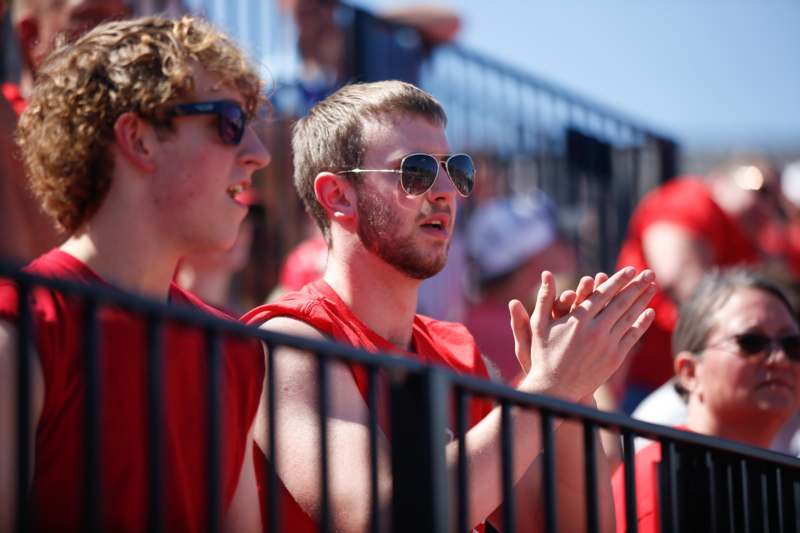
[1,0,130,263]
[612,268,800,532]
[465,191,576,383]
[0,15,270,531]
[616,156,787,412]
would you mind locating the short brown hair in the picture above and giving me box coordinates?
[16,15,266,233]
[291,80,447,244]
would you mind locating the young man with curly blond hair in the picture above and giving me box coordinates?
[0,15,270,532]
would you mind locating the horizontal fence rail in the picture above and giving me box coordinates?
[3,263,800,533]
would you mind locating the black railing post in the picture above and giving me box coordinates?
[15,280,32,533]
[622,430,637,533]
[317,354,331,533]
[541,411,558,533]
[367,365,381,533]
[265,343,280,533]
[205,330,222,533]
[82,299,102,533]
[390,366,449,533]
[146,315,164,533]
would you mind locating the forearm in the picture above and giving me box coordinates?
[552,415,615,533]
[445,398,568,531]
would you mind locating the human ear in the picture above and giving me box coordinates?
[314,172,357,228]
[674,351,700,399]
[112,112,157,173]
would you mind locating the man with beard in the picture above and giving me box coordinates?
[242,80,657,532]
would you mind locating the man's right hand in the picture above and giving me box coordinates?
[510,267,656,402]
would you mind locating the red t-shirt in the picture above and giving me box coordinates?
[0,249,264,532]
[616,179,759,390]
[2,82,27,116]
[611,426,693,533]
[241,279,494,532]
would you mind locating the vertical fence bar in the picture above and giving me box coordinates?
[760,468,770,533]
[793,479,800,533]
[583,421,598,533]
[15,279,32,533]
[658,440,677,533]
[501,401,515,533]
[740,459,751,533]
[82,298,101,533]
[367,365,380,533]
[774,467,784,533]
[317,354,331,533]
[621,430,637,533]
[206,330,222,533]
[456,387,469,533]
[264,342,279,533]
[705,451,718,533]
[726,461,737,533]
[146,315,163,533]
[391,367,448,533]
[541,411,557,533]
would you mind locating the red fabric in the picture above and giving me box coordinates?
[465,301,519,383]
[242,279,494,532]
[611,426,690,533]
[616,178,760,390]
[2,82,27,116]
[0,249,264,532]
[278,236,327,291]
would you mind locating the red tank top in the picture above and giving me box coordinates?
[241,279,494,532]
[0,249,264,532]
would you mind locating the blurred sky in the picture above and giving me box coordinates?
[351,0,800,152]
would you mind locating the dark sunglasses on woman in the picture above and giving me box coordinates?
[709,332,800,362]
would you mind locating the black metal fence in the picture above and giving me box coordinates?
[5,266,800,533]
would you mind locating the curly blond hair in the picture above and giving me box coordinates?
[16,15,266,233]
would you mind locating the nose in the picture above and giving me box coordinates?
[238,126,271,171]
[765,340,795,367]
[425,162,458,204]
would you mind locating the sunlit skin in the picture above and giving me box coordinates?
[351,115,458,281]
[678,287,800,448]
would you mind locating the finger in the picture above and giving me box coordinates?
[579,267,646,316]
[509,299,533,372]
[571,275,596,311]
[553,290,577,319]
[609,282,657,339]
[617,308,656,360]
[594,272,656,328]
[594,272,608,287]
[531,270,556,338]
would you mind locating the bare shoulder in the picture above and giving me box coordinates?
[258,315,326,341]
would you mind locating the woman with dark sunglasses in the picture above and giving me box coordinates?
[612,268,800,533]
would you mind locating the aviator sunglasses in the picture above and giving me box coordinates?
[337,153,475,197]
[707,332,800,361]
[170,100,248,146]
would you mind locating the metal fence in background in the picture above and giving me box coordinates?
[156,0,679,275]
[6,266,800,533]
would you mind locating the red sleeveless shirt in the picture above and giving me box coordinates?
[241,279,494,532]
[0,249,263,532]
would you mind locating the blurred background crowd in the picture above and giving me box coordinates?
[1,0,799,442]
